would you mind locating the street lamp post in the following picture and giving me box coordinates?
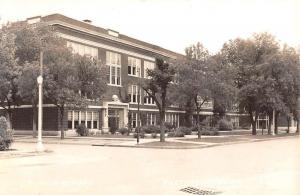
[36,51,44,152]
[136,69,141,144]
[271,110,275,136]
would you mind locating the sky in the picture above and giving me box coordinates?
[0,0,299,54]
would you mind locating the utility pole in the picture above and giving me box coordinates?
[36,51,44,152]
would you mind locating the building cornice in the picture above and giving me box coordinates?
[47,20,177,59]
[59,33,155,61]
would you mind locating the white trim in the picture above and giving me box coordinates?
[107,84,123,87]
[49,20,176,59]
[0,104,104,109]
[0,104,56,109]
[129,107,185,113]
[226,113,248,116]
[87,105,103,109]
[58,33,156,62]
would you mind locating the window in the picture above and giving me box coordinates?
[74,111,79,128]
[67,111,99,129]
[93,112,99,129]
[132,113,137,128]
[80,112,86,125]
[128,85,140,103]
[67,41,98,58]
[144,91,155,105]
[128,57,141,77]
[86,112,92,129]
[67,111,72,129]
[144,61,155,78]
[146,113,156,125]
[131,112,141,128]
[106,51,121,86]
[165,113,179,127]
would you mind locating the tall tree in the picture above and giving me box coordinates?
[143,58,175,142]
[17,62,40,137]
[46,45,107,139]
[221,33,280,135]
[0,28,21,130]
[260,45,300,134]
[14,23,56,137]
[209,53,237,122]
[172,57,211,138]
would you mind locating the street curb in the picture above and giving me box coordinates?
[13,134,299,149]
[92,134,300,149]
[0,150,53,160]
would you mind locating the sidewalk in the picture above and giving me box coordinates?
[11,132,300,149]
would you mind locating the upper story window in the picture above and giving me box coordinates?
[106,51,121,86]
[107,51,121,65]
[144,61,155,78]
[144,91,155,105]
[128,85,140,103]
[67,41,98,58]
[128,57,141,77]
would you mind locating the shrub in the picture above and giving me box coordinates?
[168,128,185,137]
[151,133,157,138]
[0,116,13,151]
[177,126,192,135]
[118,127,128,135]
[202,129,219,136]
[164,122,175,131]
[218,119,233,131]
[109,119,118,134]
[133,132,145,139]
[141,125,160,134]
[76,123,89,136]
[189,126,198,132]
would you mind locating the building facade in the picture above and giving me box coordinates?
[6,14,295,135]
[8,14,193,135]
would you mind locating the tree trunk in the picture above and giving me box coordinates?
[274,111,279,135]
[159,111,165,142]
[184,100,193,127]
[249,111,257,135]
[296,119,299,134]
[59,107,65,139]
[32,105,37,138]
[251,119,257,135]
[159,91,167,142]
[6,109,13,131]
[287,116,290,133]
[196,107,201,139]
[267,112,272,135]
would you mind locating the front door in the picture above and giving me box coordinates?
[108,109,120,133]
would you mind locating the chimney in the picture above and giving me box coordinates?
[83,19,92,24]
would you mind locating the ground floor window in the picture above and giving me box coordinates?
[231,116,239,129]
[146,113,156,126]
[165,113,179,127]
[131,112,142,128]
[67,110,99,130]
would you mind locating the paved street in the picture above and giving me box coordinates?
[1,136,299,195]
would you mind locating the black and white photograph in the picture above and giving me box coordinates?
[0,0,299,194]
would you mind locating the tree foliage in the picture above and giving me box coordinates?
[0,28,20,129]
[143,58,175,142]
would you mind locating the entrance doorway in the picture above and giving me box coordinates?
[108,109,120,133]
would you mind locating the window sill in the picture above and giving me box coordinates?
[128,74,141,78]
[107,84,122,87]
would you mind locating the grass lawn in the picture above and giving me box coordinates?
[139,141,201,147]
[179,133,298,143]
